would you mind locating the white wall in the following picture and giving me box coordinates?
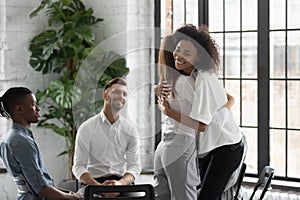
[83,0,156,169]
[0,0,155,199]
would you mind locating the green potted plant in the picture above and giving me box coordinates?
[29,0,129,177]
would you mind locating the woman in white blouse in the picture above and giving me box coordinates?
[154,31,237,200]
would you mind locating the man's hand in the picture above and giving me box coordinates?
[101,180,121,198]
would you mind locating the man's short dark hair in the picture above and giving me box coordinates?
[0,87,32,118]
[104,77,127,91]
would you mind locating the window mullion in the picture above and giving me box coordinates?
[257,0,270,172]
[198,0,208,26]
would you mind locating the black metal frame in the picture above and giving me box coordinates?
[258,0,270,174]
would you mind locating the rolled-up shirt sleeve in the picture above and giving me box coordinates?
[210,107,230,128]
[190,71,227,124]
[11,137,52,194]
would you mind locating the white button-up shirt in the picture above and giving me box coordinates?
[72,110,141,180]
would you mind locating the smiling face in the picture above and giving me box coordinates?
[173,39,199,75]
[104,83,128,112]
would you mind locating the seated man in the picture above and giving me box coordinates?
[0,87,82,200]
[72,77,141,197]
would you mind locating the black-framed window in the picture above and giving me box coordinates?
[156,0,300,182]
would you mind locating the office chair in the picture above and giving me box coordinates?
[234,163,247,200]
[249,166,275,200]
[84,184,155,200]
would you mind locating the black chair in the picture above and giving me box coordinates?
[84,184,155,200]
[234,163,247,200]
[249,166,275,200]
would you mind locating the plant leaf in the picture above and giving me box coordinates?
[29,0,51,18]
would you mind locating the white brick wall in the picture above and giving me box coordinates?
[0,0,155,198]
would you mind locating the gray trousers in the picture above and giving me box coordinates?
[154,134,200,200]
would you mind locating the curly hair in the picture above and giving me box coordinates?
[175,24,220,73]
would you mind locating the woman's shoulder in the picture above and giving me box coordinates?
[196,70,218,79]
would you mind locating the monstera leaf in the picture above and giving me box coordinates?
[29,0,128,177]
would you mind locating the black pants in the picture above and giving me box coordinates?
[198,140,244,200]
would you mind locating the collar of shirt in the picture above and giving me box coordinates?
[12,123,34,139]
[99,109,121,126]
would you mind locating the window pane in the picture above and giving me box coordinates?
[225,0,240,31]
[209,0,223,32]
[225,80,241,125]
[242,32,257,78]
[243,128,258,174]
[287,0,300,29]
[288,81,300,129]
[242,80,257,126]
[270,0,286,30]
[211,33,223,54]
[225,33,240,78]
[270,31,286,78]
[270,80,286,128]
[186,0,198,26]
[211,33,224,75]
[161,0,173,34]
[242,0,257,30]
[287,31,300,78]
[288,131,300,178]
[270,129,286,177]
[173,0,184,30]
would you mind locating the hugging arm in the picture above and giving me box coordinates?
[161,92,235,132]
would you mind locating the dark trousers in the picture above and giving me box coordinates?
[198,140,244,200]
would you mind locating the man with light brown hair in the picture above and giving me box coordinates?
[72,77,141,197]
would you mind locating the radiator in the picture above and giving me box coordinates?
[241,188,300,200]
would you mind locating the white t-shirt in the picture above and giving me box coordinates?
[190,71,242,155]
[72,110,141,180]
[162,75,197,137]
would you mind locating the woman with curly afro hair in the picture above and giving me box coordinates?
[159,24,246,200]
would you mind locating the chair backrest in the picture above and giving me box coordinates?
[249,166,275,200]
[234,163,247,200]
[84,184,155,200]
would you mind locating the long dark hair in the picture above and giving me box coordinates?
[0,87,32,118]
[158,34,186,93]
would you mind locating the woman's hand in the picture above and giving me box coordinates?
[225,92,235,110]
[158,98,170,115]
[154,81,172,101]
